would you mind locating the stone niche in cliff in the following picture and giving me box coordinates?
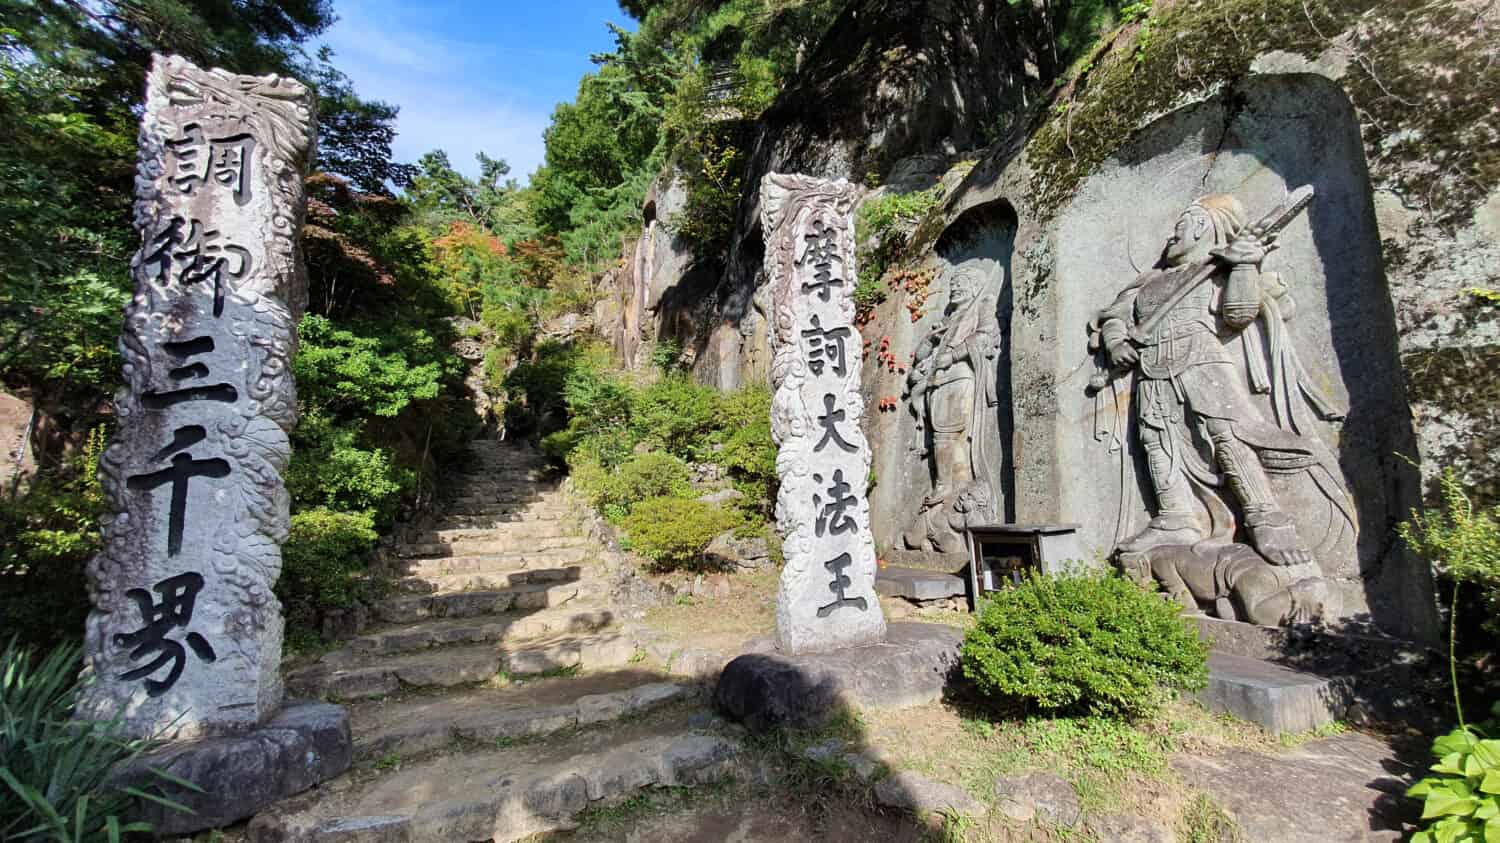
[869,199,1017,563]
[1009,73,1434,639]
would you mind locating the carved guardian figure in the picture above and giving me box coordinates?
[1090,191,1357,625]
[903,265,1001,553]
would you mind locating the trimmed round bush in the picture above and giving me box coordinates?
[621,496,743,571]
[960,572,1208,718]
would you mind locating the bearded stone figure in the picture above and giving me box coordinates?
[1090,191,1358,626]
[903,265,1001,553]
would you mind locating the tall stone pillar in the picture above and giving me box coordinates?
[74,54,350,836]
[761,173,886,655]
[76,54,312,738]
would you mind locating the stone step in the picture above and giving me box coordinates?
[400,572,607,601]
[428,512,574,530]
[375,578,601,624]
[286,630,640,701]
[248,721,739,842]
[434,500,570,516]
[396,548,588,579]
[417,528,587,546]
[443,488,567,504]
[393,532,583,560]
[350,671,693,760]
[875,566,968,601]
[348,605,615,658]
[1196,652,1346,735]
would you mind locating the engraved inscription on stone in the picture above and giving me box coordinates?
[76,54,314,739]
[761,173,885,655]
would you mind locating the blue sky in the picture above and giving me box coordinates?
[318,0,633,181]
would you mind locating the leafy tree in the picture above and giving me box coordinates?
[301,49,419,193]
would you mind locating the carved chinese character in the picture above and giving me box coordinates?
[813,469,858,537]
[814,393,857,453]
[815,553,868,617]
[126,426,231,556]
[142,336,239,410]
[113,572,217,697]
[800,220,844,302]
[801,315,851,377]
[166,123,256,205]
[141,217,252,316]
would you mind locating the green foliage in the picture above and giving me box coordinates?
[852,276,888,315]
[573,451,693,514]
[295,315,455,419]
[631,375,722,461]
[666,128,745,255]
[621,497,743,571]
[286,411,410,524]
[1406,702,1500,843]
[277,509,380,631]
[855,188,942,283]
[961,573,1208,718]
[1401,470,1500,636]
[1,639,188,841]
[0,428,108,651]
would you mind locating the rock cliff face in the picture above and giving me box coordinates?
[596,0,1500,642]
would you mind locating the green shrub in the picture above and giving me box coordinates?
[1406,701,1500,843]
[1,640,187,840]
[287,411,410,528]
[961,572,1208,718]
[631,375,721,461]
[584,452,694,513]
[855,187,942,283]
[1400,469,1500,638]
[0,429,108,651]
[621,497,743,571]
[277,509,380,632]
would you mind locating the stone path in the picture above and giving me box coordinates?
[252,439,741,842]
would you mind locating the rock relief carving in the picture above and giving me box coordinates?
[1088,189,1358,626]
[902,265,1002,553]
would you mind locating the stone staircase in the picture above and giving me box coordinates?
[255,439,740,842]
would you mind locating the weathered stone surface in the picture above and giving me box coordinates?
[704,529,771,569]
[77,53,316,739]
[1170,733,1418,842]
[993,75,1435,640]
[115,701,351,835]
[900,263,1005,553]
[993,772,1081,827]
[874,771,987,819]
[1193,616,1445,730]
[249,732,739,843]
[1197,652,1345,736]
[1084,813,1172,843]
[874,566,965,601]
[761,173,885,654]
[714,622,961,733]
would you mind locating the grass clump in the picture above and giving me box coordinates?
[1,640,192,841]
[961,572,1207,719]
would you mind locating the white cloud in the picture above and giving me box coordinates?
[318,0,570,181]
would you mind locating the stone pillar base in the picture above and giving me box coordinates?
[714,622,963,734]
[112,701,352,836]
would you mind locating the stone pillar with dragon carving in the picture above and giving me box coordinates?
[761,173,886,655]
[71,56,350,834]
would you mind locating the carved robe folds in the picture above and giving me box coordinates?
[1092,192,1356,627]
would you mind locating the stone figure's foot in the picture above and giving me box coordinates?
[1118,517,1203,553]
[1247,516,1312,566]
[1285,577,1336,625]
